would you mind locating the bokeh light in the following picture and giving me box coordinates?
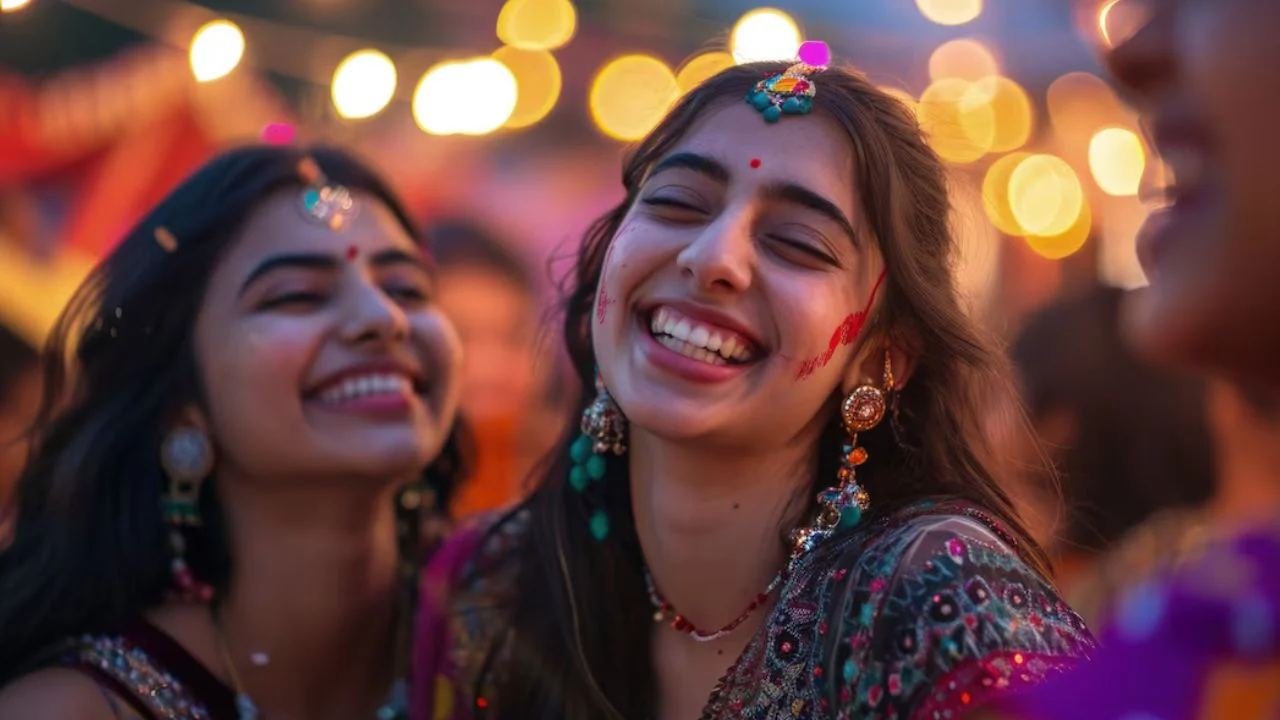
[189,20,245,83]
[0,0,32,12]
[589,54,679,141]
[492,46,562,129]
[1009,154,1085,237]
[928,39,997,83]
[966,76,1033,153]
[413,58,518,136]
[915,0,983,26]
[982,151,1033,235]
[496,0,577,52]
[730,8,802,64]
[1024,197,1092,260]
[918,78,994,164]
[1096,0,1152,49]
[1089,126,1146,196]
[676,51,736,94]
[331,50,397,120]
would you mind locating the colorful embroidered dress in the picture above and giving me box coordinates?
[413,501,1095,720]
[56,619,238,719]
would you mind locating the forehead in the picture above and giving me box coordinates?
[662,101,858,215]
[221,188,416,267]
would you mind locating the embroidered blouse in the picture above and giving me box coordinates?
[413,500,1095,720]
[58,619,238,719]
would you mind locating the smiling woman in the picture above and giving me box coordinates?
[0,145,468,720]
[415,55,1093,720]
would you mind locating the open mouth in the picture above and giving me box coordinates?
[645,306,760,366]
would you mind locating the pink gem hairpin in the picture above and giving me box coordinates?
[296,156,359,231]
[746,40,832,123]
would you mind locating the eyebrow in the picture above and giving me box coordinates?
[647,151,859,245]
[238,248,430,296]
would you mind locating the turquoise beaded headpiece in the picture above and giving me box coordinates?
[745,40,831,124]
[296,156,360,231]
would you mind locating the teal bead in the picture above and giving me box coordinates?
[798,97,812,114]
[762,105,782,123]
[589,510,610,541]
[570,434,593,464]
[568,465,589,491]
[837,505,862,528]
[303,189,320,210]
[585,453,606,480]
[842,658,856,683]
[751,91,772,110]
[781,97,803,114]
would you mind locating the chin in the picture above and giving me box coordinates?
[1120,282,1234,376]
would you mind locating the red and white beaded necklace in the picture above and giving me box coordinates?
[643,568,785,643]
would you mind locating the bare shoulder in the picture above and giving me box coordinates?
[0,668,142,719]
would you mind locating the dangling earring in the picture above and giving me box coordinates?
[793,350,894,564]
[569,371,627,541]
[160,427,215,602]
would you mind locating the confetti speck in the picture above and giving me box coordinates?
[154,227,178,253]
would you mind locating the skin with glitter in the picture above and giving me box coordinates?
[795,270,886,380]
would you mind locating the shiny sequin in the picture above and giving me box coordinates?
[70,634,211,719]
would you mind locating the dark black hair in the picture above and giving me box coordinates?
[427,219,536,298]
[1011,284,1215,552]
[469,62,1050,720]
[0,144,469,683]
[0,322,37,406]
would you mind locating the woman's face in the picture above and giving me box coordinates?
[592,101,884,448]
[1106,0,1280,383]
[192,189,462,484]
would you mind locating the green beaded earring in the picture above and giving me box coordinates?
[571,371,627,541]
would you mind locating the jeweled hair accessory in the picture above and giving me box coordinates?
[746,40,831,124]
[296,156,359,231]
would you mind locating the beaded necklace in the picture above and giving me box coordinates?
[644,567,785,643]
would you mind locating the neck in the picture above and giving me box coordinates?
[216,476,404,718]
[630,429,817,630]
[1209,397,1280,529]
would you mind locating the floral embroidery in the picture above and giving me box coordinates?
[423,501,1095,719]
[69,634,211,719]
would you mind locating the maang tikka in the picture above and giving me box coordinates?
[790,349,894,567]
[569,371,627,541]
[746,40,831,123]
[296,156,359,231]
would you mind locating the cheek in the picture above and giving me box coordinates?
[202,323,317,436]
[597,218,645,325]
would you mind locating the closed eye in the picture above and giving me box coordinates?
[763,234,840,267]
[641,196,708,218]
[258,292,327,311]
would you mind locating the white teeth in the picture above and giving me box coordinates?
[317,373,412,403]
[657,335,729,365]
[647,305,757,363]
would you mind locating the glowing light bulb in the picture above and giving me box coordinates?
[189,20,245,83]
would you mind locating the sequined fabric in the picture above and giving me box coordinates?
[69,633,212,719]
[414,501,1095,720]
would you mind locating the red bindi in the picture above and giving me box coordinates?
[749,158,762,169]
[345,245,358,261]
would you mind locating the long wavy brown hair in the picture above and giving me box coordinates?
[470,62,1049,720]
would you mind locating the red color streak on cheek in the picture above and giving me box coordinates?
[794,270,887,381]
[596,223,630,325]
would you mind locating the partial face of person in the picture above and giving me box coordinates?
[436,265,538,423]
[591,101,885,447]
[192,189,463,484]
[1104,0,1280,383]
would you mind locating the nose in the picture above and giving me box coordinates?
[338,279,410,346]
[1103,0,1174,105]
[675,211,755,294]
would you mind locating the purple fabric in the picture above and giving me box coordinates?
[411,525,486,720]
[999,523,1280,720]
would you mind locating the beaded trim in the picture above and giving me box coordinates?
[72,634,212,720]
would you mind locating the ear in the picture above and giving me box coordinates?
[166,404,211,438]
[839,334,919,396]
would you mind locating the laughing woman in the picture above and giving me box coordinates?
[416,50,1093,720]
[0,146,466,719]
